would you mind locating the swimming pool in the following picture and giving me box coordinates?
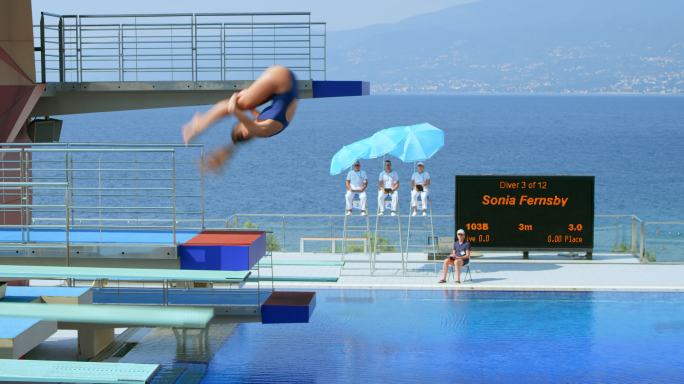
[203,289,684,383]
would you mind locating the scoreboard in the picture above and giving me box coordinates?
[455,176,594,250]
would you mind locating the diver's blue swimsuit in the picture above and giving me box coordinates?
[257,70,298,136]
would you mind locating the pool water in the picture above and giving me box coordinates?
[202,289,684,383]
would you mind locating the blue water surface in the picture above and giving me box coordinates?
[59,95,684,221]
[202,289,684,383]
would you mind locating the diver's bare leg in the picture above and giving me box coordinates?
[235,65,293,110]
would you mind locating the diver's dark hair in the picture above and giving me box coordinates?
[231,125,249,143]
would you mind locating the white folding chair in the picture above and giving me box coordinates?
[352,193,362,211]
[448,262,472,282]
[383,194,393,211]
[416,191,430,212]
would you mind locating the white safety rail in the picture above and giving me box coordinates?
[35,12,326,83]
[642,221,684,263]
[226,213,663,265]
[405,193,437,274]
[0,143,206,263]
[341,205,372,274]
[0,181,70,260]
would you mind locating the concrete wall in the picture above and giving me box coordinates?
[0,0,35,85]
[0,0,35,227]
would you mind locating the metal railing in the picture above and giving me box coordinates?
[225,213,651,259]
[1,143,676,264]
[0,181,70,263]
[642,221,684,263]
[0,143,205,247]
[34,12,326,83]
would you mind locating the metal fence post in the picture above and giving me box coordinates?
[631,216,638,255]
[65,184,70,266]
[200,148,206,230]
[640,221,646,262]
[220,22,225,81]
[308,13,312,79]
[19,150,26,243]
[192,14,197,82]
[77,16,82,82]
[323,23,327,80]
[281,216,286,252]
[118,23,123,81]
[172,150,177,244]
[251,15,255,79]
[40,13,46,83]
[58,17,65,82]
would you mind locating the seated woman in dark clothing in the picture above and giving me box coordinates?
[438,229,471,284]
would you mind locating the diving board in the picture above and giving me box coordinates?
[35,80,370,116]
[1,286,93,358]
[312,80,370,98]
[0,302,214,328]
[0,317,57,359]
[0,265,250,283]
[247,276,339,283]
[0,229,200,264]
[0,302,214,358]
[0,359,159,384]
[5,286,92,304]
[0,228,198,244]
[256,260,345,267]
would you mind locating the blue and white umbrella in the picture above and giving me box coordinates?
[329,138,373,176]
[329,123,444,175]
[388,123,444,162]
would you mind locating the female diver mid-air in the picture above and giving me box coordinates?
[182,65,298,170]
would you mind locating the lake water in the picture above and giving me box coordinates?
[58,95,684,221]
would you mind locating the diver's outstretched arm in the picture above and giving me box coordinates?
[182,96,236,144]
[233,106,284,138]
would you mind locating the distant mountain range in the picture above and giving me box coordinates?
[326,0,684,93]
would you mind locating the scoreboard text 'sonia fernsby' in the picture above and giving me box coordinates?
[455,176,594,250]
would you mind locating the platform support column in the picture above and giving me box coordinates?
[77,326,115,359]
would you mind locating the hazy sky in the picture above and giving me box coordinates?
[31,0,473,31]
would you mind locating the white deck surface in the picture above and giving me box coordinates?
[260,251,684,291]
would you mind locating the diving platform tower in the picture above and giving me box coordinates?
[1,0,368,138]
[0,0,369,226]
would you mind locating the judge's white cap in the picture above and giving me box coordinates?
[456,229,465,235]
[417,161,424,166]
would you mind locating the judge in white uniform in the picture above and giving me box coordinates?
[377,160,400,216]
[345,161,368,216]
[410,161,431,216]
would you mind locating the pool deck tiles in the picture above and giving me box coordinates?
[256,251,684,291]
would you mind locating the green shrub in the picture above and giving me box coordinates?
[643,250,656,262]
[344,233,394,253]
[612,243,630,253]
